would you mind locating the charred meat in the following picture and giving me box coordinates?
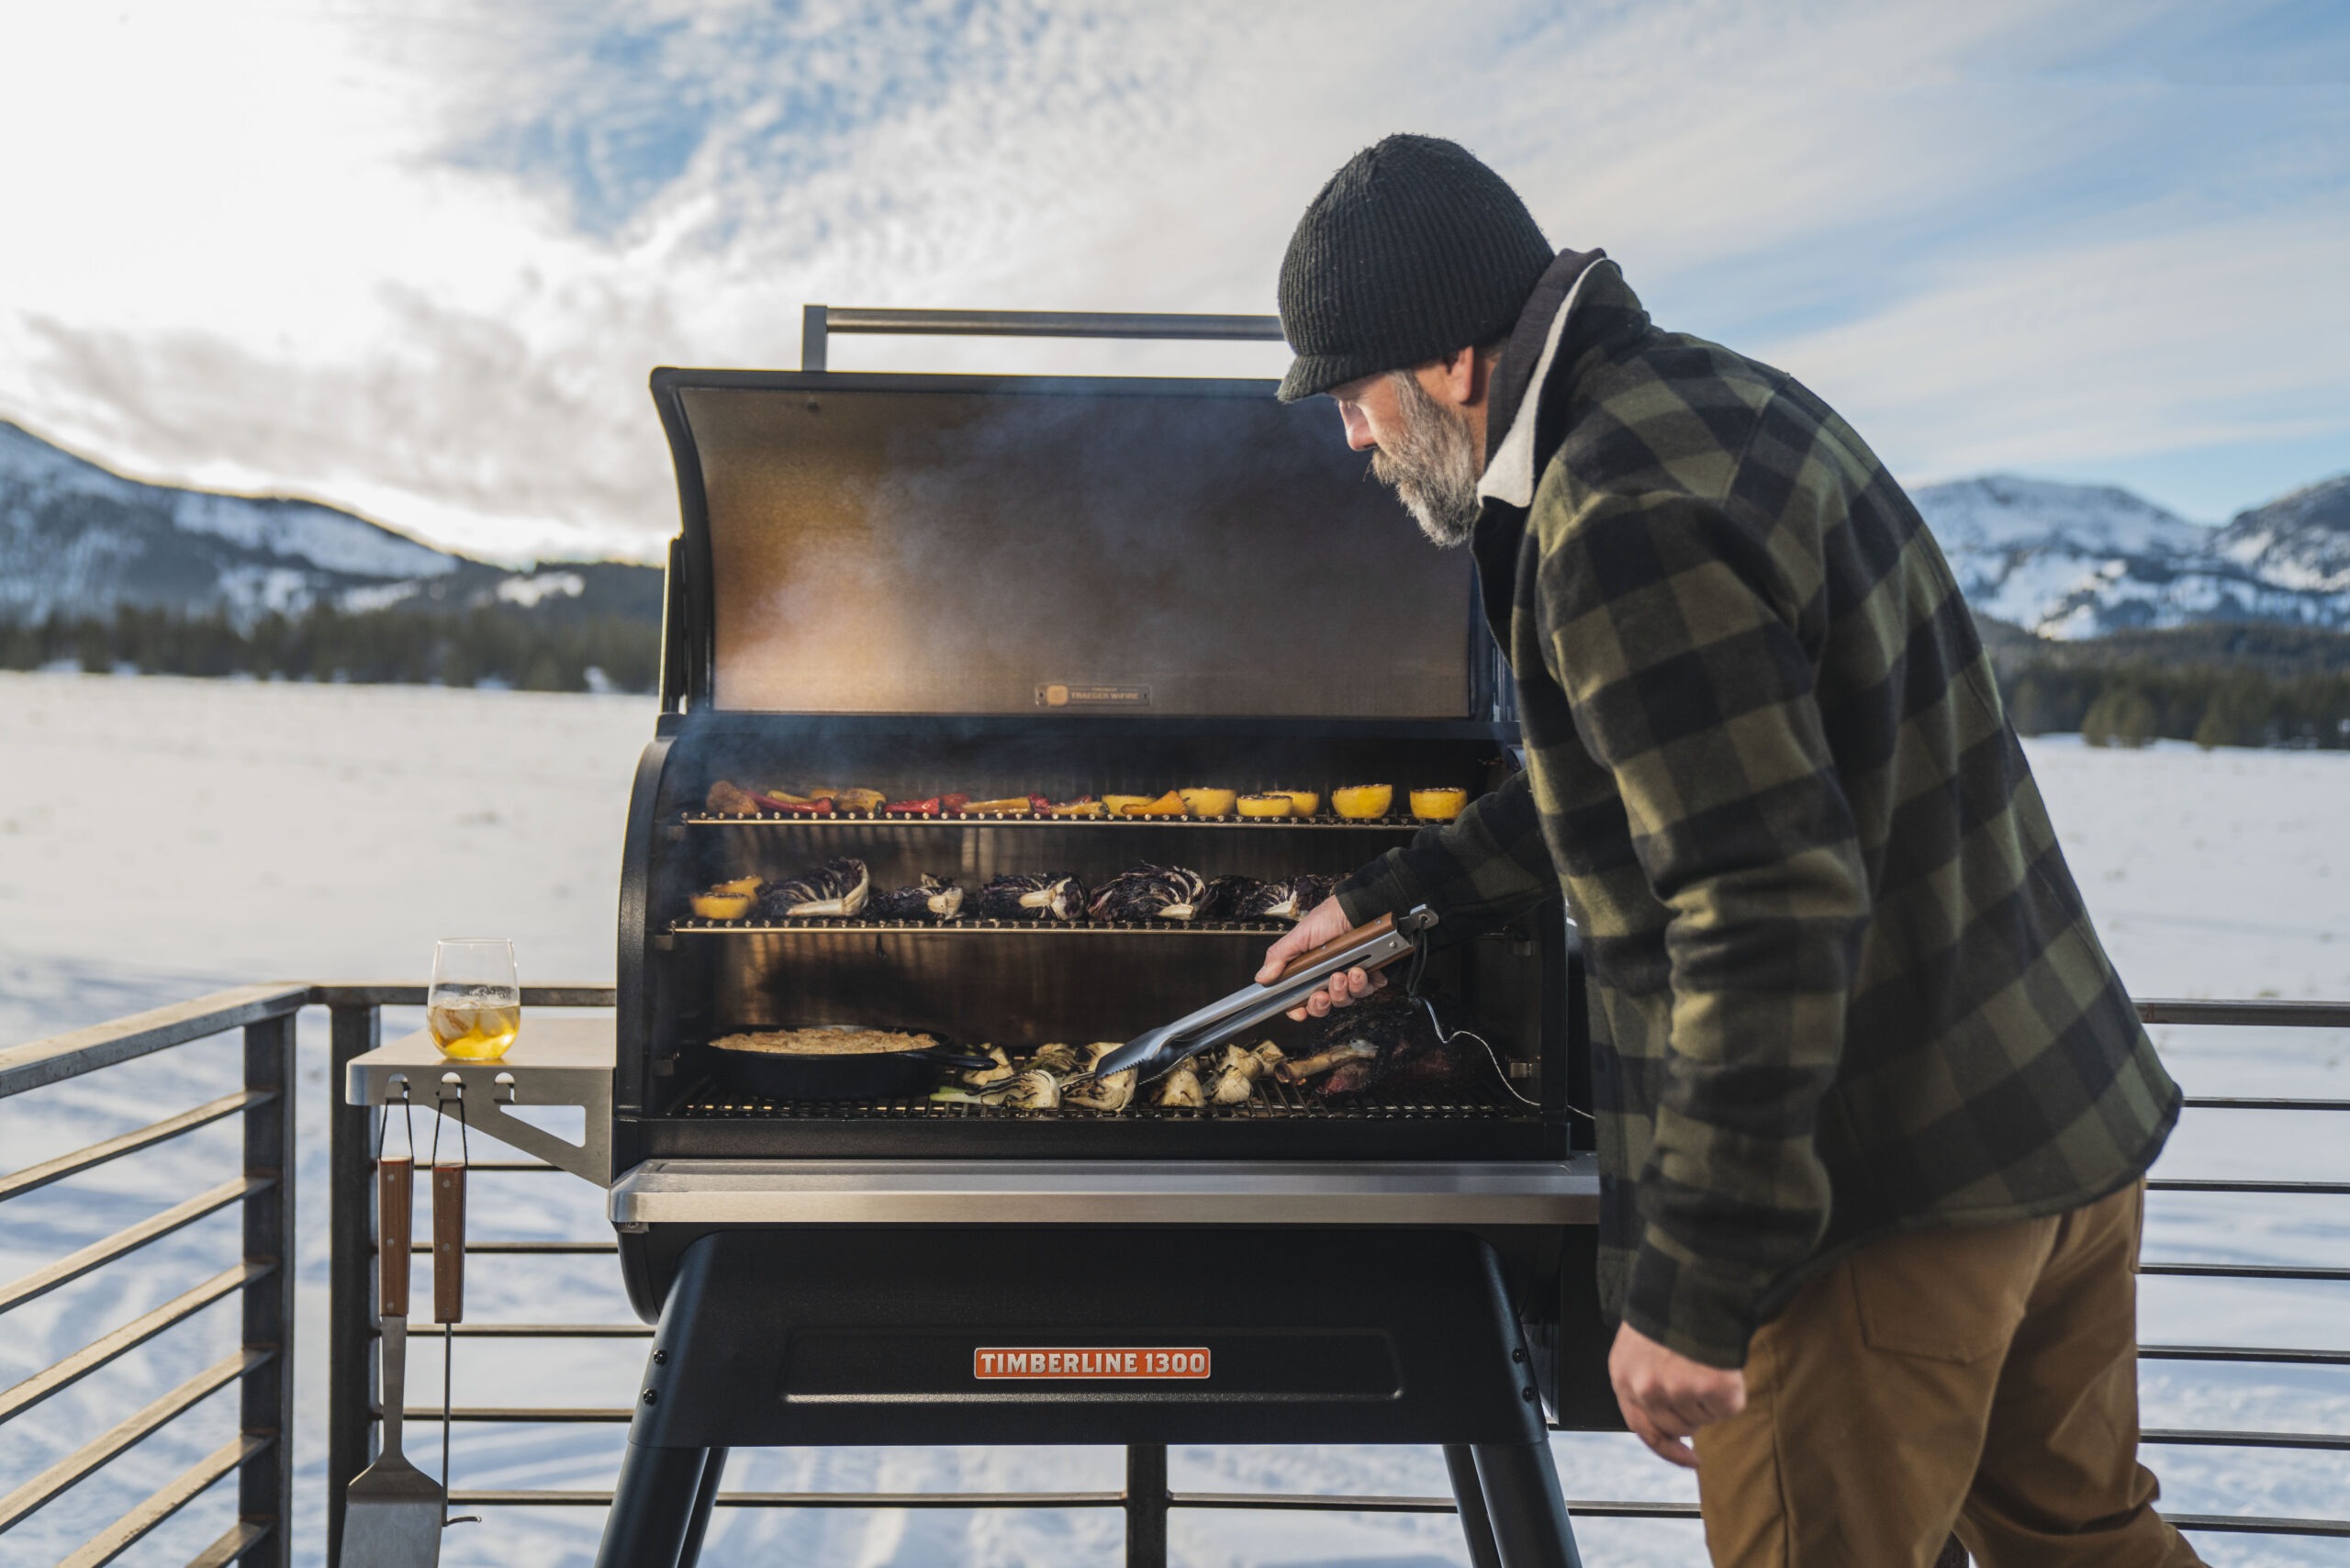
[976,873,1089,923]
[756,857,870,919]
[1277,991,1488,1099]
[872,874,965,922]
[1086,865,1208,924]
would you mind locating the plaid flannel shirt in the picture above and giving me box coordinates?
[1336,252,2179,1368]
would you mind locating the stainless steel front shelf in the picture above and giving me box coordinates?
[609,1157,1599,1228]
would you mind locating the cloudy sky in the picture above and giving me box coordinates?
[2,0,2344,563]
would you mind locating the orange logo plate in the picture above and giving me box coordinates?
[973,1347,1211,1380]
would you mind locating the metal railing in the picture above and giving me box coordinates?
[0,984,304,1567]
[3,990,2346,1564]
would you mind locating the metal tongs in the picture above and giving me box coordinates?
[1084,906,1438,1084]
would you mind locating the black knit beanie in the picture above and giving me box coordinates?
[1277,135,1552,403]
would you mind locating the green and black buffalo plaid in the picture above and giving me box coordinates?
[1334,252,2180,1368]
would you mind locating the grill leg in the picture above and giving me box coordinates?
[1446,1444,1505,1568]
[1471,1441,1583,1568]
[677,1447,728,1568]
[1125,1443,1169,1568]
[597,1442,712,1568]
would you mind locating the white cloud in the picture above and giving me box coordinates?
[0,0,2341,563]
[1759,207,2350,490]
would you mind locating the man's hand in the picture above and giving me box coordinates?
[1256,899,1386,1020]
[1608,1322,1746,1470]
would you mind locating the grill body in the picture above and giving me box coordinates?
[600,342,1608,1568]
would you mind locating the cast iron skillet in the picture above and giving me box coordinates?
[706,1026,996,1103]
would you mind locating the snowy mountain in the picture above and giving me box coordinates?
[0,420,655,624]
[2217,475,2350,596]
[1912,473,2350,639]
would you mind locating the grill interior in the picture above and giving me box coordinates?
[620,364,1581,1164]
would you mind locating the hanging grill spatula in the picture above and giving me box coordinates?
[1084,906,1438,1084]
[338,1151,442,1567]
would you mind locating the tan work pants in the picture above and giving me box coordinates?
[1693,1182,2203,1567]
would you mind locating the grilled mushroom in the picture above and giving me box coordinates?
[1085,865,1208,924]
[1207,1039,1285,1104]
[976,873,1088,922]
[757,857,870,919]
[872,874,965,922]
[1155,1062,1206,1108]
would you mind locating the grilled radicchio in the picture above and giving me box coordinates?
[976,873,1088,922]
[757,857,870,919]
[1237,873,1338,923]
[1199,875,1261,921]
[1087,865,1208,924]
[871,874,965,922]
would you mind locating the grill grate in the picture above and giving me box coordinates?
[675,1075,1530,1121]
[671,917,1293,936]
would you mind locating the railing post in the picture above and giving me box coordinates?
[240,1012,297,1567]
[1125,1444,1168,1568]
[326,1002,380,1568]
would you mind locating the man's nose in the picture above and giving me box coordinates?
[1340,406,1377,452]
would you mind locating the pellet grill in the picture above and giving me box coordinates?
[417,308,1613,1568]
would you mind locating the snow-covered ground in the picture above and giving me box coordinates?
[0,672,2344,1567]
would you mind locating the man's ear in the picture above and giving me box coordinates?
[1419,347,1475,411]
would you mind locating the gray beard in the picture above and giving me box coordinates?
[1369,370,1483,548]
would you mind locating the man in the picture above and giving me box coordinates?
[1258,134,2199,1567]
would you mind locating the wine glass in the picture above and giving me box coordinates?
[428,938,521,1061]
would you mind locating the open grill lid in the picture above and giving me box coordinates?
[650,355,1487,719]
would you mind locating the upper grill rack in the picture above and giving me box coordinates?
[682,812,1436,831]
[670,917,1294,935]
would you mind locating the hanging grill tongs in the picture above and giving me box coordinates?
[1083,906,1438,1085]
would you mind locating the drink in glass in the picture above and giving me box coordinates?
[429,938,521,1061]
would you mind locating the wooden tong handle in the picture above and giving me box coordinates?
[432,1162,466,1326]
[1273,911,1399,982]
[377,1155,411,1318]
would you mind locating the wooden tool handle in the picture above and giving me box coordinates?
[433,1162,466,1326]
[377,1155,412,1318]
[1274,911,1399,982]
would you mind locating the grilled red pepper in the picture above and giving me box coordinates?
[1028,794,1052,813]
[884,797,942,817]
[941,793,971,814]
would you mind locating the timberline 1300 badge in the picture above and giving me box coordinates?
[973,1347,1210,1380]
